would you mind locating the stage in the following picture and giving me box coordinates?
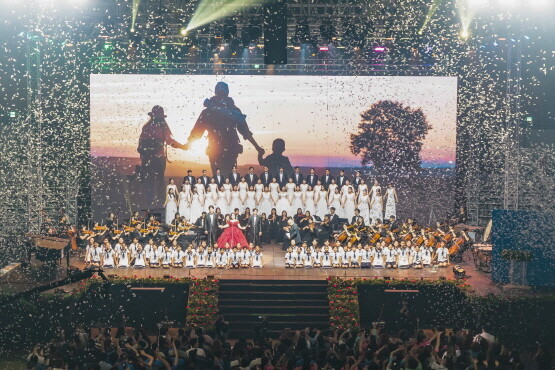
[68,245,500,296]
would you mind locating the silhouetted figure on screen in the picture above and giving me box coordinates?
[185,82,265,176]
[137,105,185,207]
[257,138,294,178]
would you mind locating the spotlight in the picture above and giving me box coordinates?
[374,46,386,52]
[179,27,188,36]
[460,29,470,40]
[319,46,329,51]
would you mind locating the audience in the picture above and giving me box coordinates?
[25,321,549,370]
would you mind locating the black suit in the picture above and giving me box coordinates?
[245,173,258,187]
[327,213,340,231]
[229,172,241,186]
[200,175,210,189]
[292,173,303,186]
[183,175,195,186]
[260,172,272,187]
[351,216,365,226]
[248,215,262,246]
[352,176,363,190]
[213,174,225,188]
[276,172,288,187]
[336,175,347,188]
[205,213,219,244]
[322,174,334,189]
[306,174,318,188]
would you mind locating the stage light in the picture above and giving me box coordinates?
[374,46,386,52]
[319,46,329,51]
[460,29,470,40]
[160,44,166,50]
[186,0,261,32]
[9,112,16,118]
[179,27,188,36]
[223,20,237,41]
[103,42,112,50]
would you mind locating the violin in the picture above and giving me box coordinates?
[82,230,95,235]
[94,225,108,231]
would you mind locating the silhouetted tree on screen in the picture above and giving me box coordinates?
[350,100,431,175]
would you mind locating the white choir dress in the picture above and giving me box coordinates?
[166,184,178,196]
[370,195,384,223]
[216,191,229,215]
[269,183,280,203]
[275,192,291,215]
[343,192,357,221]
[259,192,273,215]
[195,183,206,203]
[285,183,296,202]
[329,192,343,218]
[384,187,397,219]
[223,183,232,202]
[230,191,243,213]
[189,193,203,222]
[300,183,309,197]
[357,183,369,196]
[238,182,248,201]
[370,185,382,202]
[165,193,178,224]
[315,190,329,218]
[204,190,216,213]
[304,190,316,215]
[246,190,256,211]
[209,183,219,200]
[357,194,371,225]
[327,184,338,198]
[254,183,264,203]
[178,191,191,220]
[291,191,304,213]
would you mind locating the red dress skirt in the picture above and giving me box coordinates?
[217,220,248,248]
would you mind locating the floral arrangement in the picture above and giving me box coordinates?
[77,275,219,328]
[327,277,473,330]
[501,249,532,262]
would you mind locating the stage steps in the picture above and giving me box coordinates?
[218,279,329,339]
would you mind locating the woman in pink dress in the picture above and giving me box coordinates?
[217,213,248,248]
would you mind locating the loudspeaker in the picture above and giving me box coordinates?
[263,0,287,65]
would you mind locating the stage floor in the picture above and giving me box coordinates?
[69,245,500,295]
